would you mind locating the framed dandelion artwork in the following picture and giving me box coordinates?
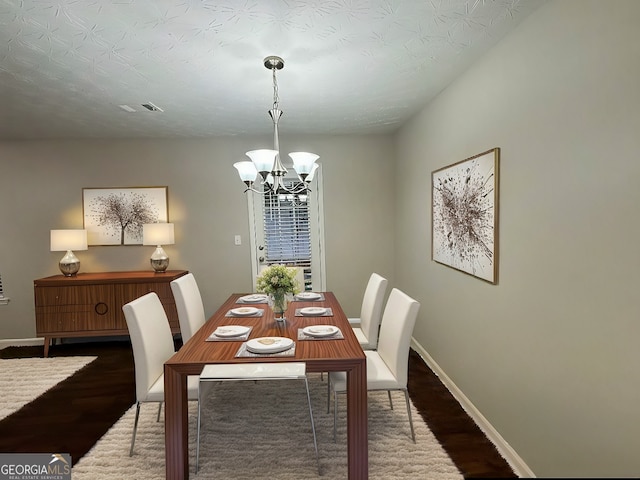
[431,148,499,284]
[82,186,168,246]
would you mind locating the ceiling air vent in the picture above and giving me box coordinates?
[141,102,164,112]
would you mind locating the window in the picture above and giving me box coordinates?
[262,182,312,290]
[249,170,325,293]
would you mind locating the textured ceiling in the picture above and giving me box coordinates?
[0,0,546,140]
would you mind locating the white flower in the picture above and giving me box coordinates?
[256,265,300,295]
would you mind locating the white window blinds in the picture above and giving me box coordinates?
[262,181,312,290]
[250,166,328,293]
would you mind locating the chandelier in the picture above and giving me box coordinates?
[234,56,319,196]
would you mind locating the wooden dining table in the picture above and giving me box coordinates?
[164,291,368,479]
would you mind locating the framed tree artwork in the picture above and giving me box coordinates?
[83,187,168,246]
[432,148,499,284]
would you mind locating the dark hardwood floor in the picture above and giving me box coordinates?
[0,341,516,478]
[0,341,135,462]
[407,349,516,478]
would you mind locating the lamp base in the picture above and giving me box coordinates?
[150,258,169,273]
[59,250,80,276]
[150,246,169,273]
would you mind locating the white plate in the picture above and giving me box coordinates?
[229,307,260,316]
[239,294,268,303]
[213,325,251,338]
[299,307,327,316]
[296,292,322,300]
[303,325,339,338]
[246,337,294,354]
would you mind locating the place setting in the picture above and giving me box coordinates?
[295,306,333,317]
[207,325,253,342]
[225,306,264,317]
[235,336,296,357]
[294,291,325,301]
[298,325,344,341]
[236,293,269,304]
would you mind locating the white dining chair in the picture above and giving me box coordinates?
[123,292,200,456]
[170,272,206,344]
[321,272,388,384]
[348,273,389,350]
[196,362,319,474]
[328,288,420,443]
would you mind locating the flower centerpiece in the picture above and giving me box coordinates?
[256,264,301,320]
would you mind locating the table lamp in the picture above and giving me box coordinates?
[143,223,174,272]
[50,229,88,276]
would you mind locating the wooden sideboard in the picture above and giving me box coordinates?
[34,270,188,357]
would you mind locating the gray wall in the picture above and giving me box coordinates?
[0,134,395,338]
[396,0,640,477]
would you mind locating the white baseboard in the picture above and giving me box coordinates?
[0,337,44,350]
[411,338,536,478]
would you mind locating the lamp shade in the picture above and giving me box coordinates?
[307,163,319,182]
[50,229,88,252]
[246,149,279,173]
[289,152,319,175]
[143,223,175,246]
[234,161,258,182]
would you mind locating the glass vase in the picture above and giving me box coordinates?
[269,292,291,323]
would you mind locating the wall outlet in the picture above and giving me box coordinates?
[234,235,242,246]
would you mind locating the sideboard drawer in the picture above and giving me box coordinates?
[34,285,114,307]
[36,307,117,333]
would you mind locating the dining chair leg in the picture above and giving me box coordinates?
[387,390,394,409]
[403,389,416,443]
[327,376,331,414]
[304,377,320,474]
[333,390,338,442]
[196,386,204,473]
[156,402,163,422]
[129,402,141,456]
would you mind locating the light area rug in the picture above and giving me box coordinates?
[73,374,462,479]
[0,356,97,420]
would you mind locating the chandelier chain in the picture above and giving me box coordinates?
[272,66,279,111]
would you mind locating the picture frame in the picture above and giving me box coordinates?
[83,187,168,246]
[431,148,499,284]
